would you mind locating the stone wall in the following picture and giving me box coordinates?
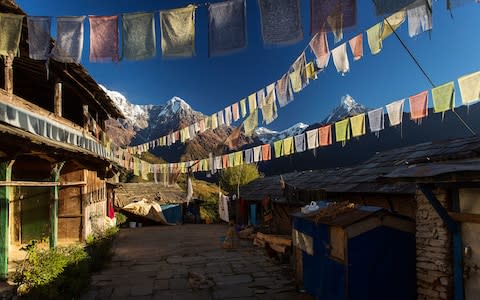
[415,187,452,300]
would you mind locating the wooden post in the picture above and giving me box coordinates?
[54,82,62,117]
[83,105,89,130]
[50,162,65,249]
[4,52,14,95]
[0,160,14,280]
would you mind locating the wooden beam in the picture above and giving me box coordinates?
[0,160,14,280]
[0,181,86,187]
[4,52,14,95]
[60,181,87,187]
[50,162,65,249]
[54,82,62,117]
[448,212,480,224]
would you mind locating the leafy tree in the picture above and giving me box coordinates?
[220,164,261,194]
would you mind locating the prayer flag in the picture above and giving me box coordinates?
[367,108,385,133]
[89,16,119,62]
[348,33,363,61]
[310,0,356,34]
[240,98,247,117]
[208,0,246,56]
[53,16,86,63]
[248,93,257,114]
[294,134,306,152]
[407,1,432,38]
[306,129,319,149]
[258,0,303,45]
[160,5,196,57]
[367,22,383,55]
[261,87,278,124]
[283,137,294,155]
[331,43,349,74]
[289,52,308,92]
[432,81,455,113]
[232,102,240,121]
[27,16,51,60]
[381,10,406,39]
[122,12,156,60]
[261,144,271,160]
[386,99,405,126]
[243,108,258,136]
[0,13,24,57]
[253,146,262,162]
[350,113,366,137]
[276,73,294,107]
[319,125,332,146]
[335,118,351,144]
[309,31,330,70]
[273,140,284,158]
[409,90,429,121]
[458,71,480,105]
[373,0,418,15]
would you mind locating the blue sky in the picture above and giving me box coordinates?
[16,0,480,131]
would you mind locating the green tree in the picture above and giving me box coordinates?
[220,164,261,194]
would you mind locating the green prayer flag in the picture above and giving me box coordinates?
[243,108,258,136]
[273,140,283,158]
[367,22,383,55]
[0,13,24,56]
[122,12,156,60]
[335,119,351,143]
[240,98,247,117]
[432,81,455,113]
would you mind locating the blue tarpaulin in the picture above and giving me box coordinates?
[160,204,182,224]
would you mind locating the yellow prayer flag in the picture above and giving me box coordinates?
[367,23,383,55]
[160,5,196,57]
[248,93,257,114]
[243,108,258,137]
[350,113,366,137]
[381,10,406,40]
[458,71,480,105]
[283,137,294,156]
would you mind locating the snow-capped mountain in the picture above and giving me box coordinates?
[322,94,368,124]
[255,122,309,144]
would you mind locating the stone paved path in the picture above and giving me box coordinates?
[83,224,311,300]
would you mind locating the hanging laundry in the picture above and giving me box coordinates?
[232,102,240,121]
[306,129,319,150]
[217,110,225,126]
[458,71,480,105]
[258,0,303,45]
[331,43,349,75]
[208,0,246,56]
[262,144,271,160]
[407,1,432,38]
[248,93,257,114]
[261,87,278,124]
[222,154,229,168]
[386,99,405,126]
[257,88,265,109]
[381,10,406,40]
[289,52,308,92]
[211,113,218,130]
[0,13,24,57]
[244,148,254,164]
[294,134,306,153]
[367,22,383,55]
[225,106,232,126]
[409,90,429,121]
[122,12,156,60]
[243,108,258,137]
[367,107,385,134]
[319,125,332,146]
[373,0,418,16]
[273,140,284,158]
[327,14,343,44]
[240,98,247,117]
[335,118,351,145]
[350,113,366,137]
[52,16,86,63]
[310,0,356,34]
[253,146,262,162]
[27,16,51,60]
[276,73,294,107]
[348,33,363,61]
[89,16,119,62]
[160,5,196,57]
[432,81,455,114]
[306,62,317,80]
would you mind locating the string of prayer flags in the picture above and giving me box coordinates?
[276,73,295,107]
[232,102,240,121]
[332,43,350,75]
[262,144,271,160]
[348,33,363,61]
[409,90,429,122]
[310,0,356,34]
[273,140,284,158]
[319,125,332,146]
[253,145,262,162]
[0,13,24,56]
[367,22,383,55]
[283,136,295,156]
[431,81,455,114]
[458,71,480,105]
[386,99,405,126]
[306,129,319,150]
[407,1,432,38]
[26,16,51,60]
[261,84,278,124]
[122,12,156,60]
[52,16,86,63]
[335,118,351,145]
[374,0,418,16]
[243,108,258,136]
[350,113,366,138]
[309,31,330,70]
[208,0,246,56]
[290,52,308,93]
[240,99,247,117]
[381,10,406,40]
[367,108,385,135]
[160,5,196,57]
[258,0,303,45]
[89,16,119,62]
[294,134,306,152]
[248,93,257,114]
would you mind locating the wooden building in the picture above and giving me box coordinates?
[0,1,124,279]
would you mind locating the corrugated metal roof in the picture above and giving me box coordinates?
[240,136,480,201]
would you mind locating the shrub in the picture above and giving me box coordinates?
[115,212,128,225]
[86,226,119,272]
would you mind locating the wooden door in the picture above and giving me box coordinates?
[459,188,480,300]
[20,187,50,243]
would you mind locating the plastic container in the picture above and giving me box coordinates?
[137,222,143,228]
[129,221,136,228]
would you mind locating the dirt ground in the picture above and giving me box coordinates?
[83,224,311,300]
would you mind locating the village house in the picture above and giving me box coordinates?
[0,0,125,279]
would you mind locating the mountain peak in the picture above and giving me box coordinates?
[255,122,309,144]
[323,94,367,124]
[159,96,192,117]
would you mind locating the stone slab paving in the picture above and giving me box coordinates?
[84,224,312,300]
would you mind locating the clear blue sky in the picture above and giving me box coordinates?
[16,0,480,131]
